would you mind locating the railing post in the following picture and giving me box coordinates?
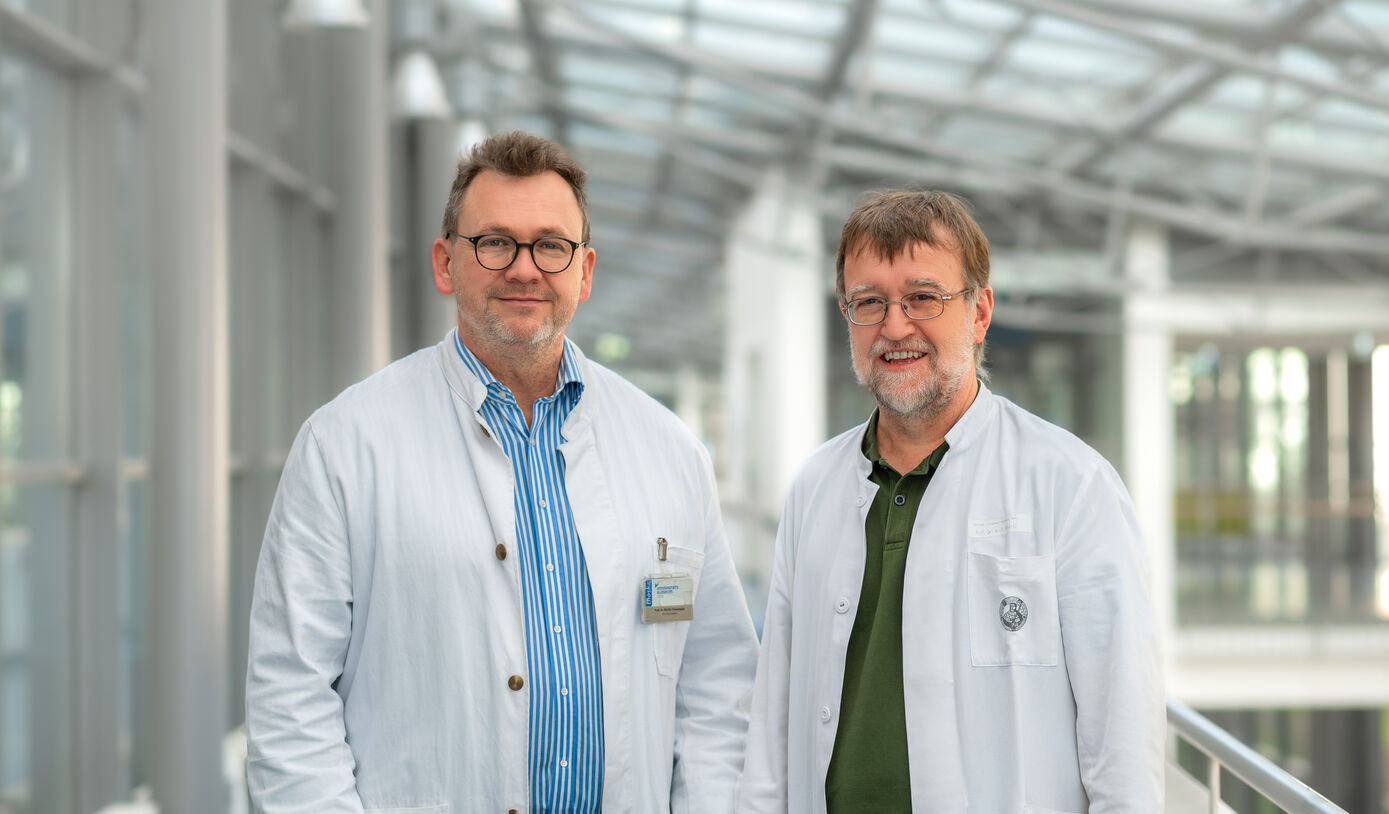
[1207,754,1221,814]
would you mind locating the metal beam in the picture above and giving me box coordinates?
[1049,0,1334,174]
[820,0,879,99]
[852,63,1389,183]
[1057,0,1388,60]
[518,0,569,143]
[1005,0,1389,114]
[487,0,1389,255]
[0,4,145,92]
[827,143,1389,255]
[964,11,1035,88]
[1279,183,1386,227]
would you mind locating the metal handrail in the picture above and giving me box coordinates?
[1167,699,1348,814]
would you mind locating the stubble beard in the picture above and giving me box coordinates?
[456,284,568,359]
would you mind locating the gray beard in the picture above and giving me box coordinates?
[482,308,559,348]
[851,331,975,421]
[855,357,961,421]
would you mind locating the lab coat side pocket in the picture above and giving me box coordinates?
[651,544,705,678]
[967,552,1059,667]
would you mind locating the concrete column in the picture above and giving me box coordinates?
[24,58,75,814]
[73,20,124,810]
[327,0,391,386]
[674,364,708,442]
[411,118,463,346]
[145,0,230,810]
[1347,354,1376,614]
[721,167,826,577]
[228,168,275,728]
[1120,219,1176,673]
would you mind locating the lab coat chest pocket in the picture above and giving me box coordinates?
[967,552,1059,667]
[650,543,704,678]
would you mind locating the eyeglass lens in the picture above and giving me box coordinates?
[849,292,945,324]
[474,234,575,273]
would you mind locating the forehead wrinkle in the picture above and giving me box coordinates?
[471,222,579,240]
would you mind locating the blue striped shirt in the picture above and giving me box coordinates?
[455,332,604,812]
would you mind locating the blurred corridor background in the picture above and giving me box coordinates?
[2,0,1389,810]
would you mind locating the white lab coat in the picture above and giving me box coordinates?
[739,385,1165,814]
[246,333,759,814]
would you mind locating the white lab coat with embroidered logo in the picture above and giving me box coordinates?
[738,384,1165,814]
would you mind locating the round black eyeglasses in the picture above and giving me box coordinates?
[448,231,585,274]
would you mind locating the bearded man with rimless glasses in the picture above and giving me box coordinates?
[246,131,758,814]
[738,190,1165,813]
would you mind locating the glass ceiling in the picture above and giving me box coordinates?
[431,0,1389,370]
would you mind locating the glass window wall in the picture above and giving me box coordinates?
[0,52,75,814]
[1174,342,1386,625]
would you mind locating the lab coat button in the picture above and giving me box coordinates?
[480,425,491,439]
[509,809,519,814]
[819,706,832,722]
[835,598,850,613]
[854,495,866,507]
[495,544,507,561]
[508,674,525,691]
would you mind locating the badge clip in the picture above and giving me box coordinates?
[642,536,692,622]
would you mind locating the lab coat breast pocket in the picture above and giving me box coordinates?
[651,543,704,678]
[967,552,1059,667]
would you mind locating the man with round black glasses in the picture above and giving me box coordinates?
[246,130,758,814]
[739,190,1165,813]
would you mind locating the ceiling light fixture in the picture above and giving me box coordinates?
[392,49,453,120]
[282,0,370,29]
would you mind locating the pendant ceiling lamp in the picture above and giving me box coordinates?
[282,0,370,30]
[392,49,453,120]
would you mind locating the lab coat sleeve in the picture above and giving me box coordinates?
[245,421,365,814]
[1055,465,1165,813]
[736,491,797,814]
[669,460,761,814]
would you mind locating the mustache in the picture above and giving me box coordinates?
[488,285,554,300]
[868,339,935,357]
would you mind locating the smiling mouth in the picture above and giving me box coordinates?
[881,349,925,364]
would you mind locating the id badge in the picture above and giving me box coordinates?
[641,573,694,622]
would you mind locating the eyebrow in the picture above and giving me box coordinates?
[845,278,948,299]
[472,224,579,240]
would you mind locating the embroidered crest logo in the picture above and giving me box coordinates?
[999,595,1028,631]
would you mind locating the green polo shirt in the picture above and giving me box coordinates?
[825,411,948,813]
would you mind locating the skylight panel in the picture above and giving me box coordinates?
[690,19,831,74]
[693,0,849,39]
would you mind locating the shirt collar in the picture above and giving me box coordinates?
[860,408,950,477]
[452,331,585,404]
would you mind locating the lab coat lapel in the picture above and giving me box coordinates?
[436,335,522,596]
[559,382,635,813]
[901,450,968,810]
[900,387,995,811]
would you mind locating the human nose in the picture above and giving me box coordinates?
[502,244,544,279]
[877,299,916,339]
